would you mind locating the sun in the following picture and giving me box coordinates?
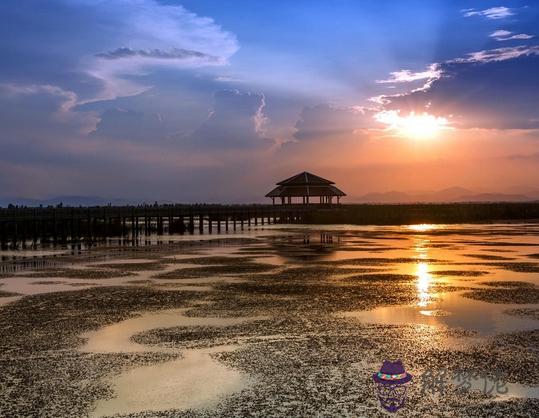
[374,110,450,139]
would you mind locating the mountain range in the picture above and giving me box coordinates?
[354,187,539,203]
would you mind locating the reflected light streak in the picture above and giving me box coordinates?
[416,262,433,307]
[408,224,438,232]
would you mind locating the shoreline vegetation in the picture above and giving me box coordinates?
[309,202,539,225]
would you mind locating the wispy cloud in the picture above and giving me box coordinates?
[81,0,239,101]
[96,47,220,62]
[490,30,513,38]
[462,6,514,19]
[489,30,534,41]
[376,64,441,84]
[455,46,539,63]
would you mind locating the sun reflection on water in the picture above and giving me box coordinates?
[408,223,438,232]
[416,262,433,307]
[409,227,438,307]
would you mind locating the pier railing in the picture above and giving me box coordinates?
[0,204,318,247]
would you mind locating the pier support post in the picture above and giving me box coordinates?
[189,215,194,234]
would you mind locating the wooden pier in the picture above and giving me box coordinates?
[2,201,539,249]
[0,204,314,248]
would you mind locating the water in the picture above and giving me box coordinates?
[80,308,263,354]
[81,309,261,417]
[340,292,539,335]
[1,222,539,414]
[90,345,248,417]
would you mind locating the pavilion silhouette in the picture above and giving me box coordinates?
[265,171,346,205]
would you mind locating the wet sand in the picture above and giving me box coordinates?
[0,224,538,417]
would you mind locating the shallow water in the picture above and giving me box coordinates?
[2,222,539,414]
[90,345,248,417]
[82,309,261,417]
[340,290,539,335]
[81,308,262,354]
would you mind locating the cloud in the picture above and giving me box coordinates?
[507,151,539,161]
[188,89,271,149]
[490,30,513,38]
[489,30,534,41]
[96,47,220,62]
[373,110,451,137]
[376,64,441,84]
[0,83,94,139]
[77,0,239,101]
[462,7,514,19]
[454,45,539,63]
[0,1,239,103]
[90,108,166,141]
[293,104,374,141]
[379,48,539,129]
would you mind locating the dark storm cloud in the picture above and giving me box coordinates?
[95,47,219,62]
[381,47,539,129]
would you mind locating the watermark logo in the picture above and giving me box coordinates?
[372,360,413,413]
[420,368,508,397]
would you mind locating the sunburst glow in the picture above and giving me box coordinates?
[374,110,450,139]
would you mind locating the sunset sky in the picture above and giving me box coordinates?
[1,1,538,202]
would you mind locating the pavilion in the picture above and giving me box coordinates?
[265,171,346,205]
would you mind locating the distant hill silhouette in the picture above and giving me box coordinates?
[355,187,537,203]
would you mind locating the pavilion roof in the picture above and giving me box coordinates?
[266,172,346,197]
[276,171,334,186]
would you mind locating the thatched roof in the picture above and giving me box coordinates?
[266,171,346,197]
